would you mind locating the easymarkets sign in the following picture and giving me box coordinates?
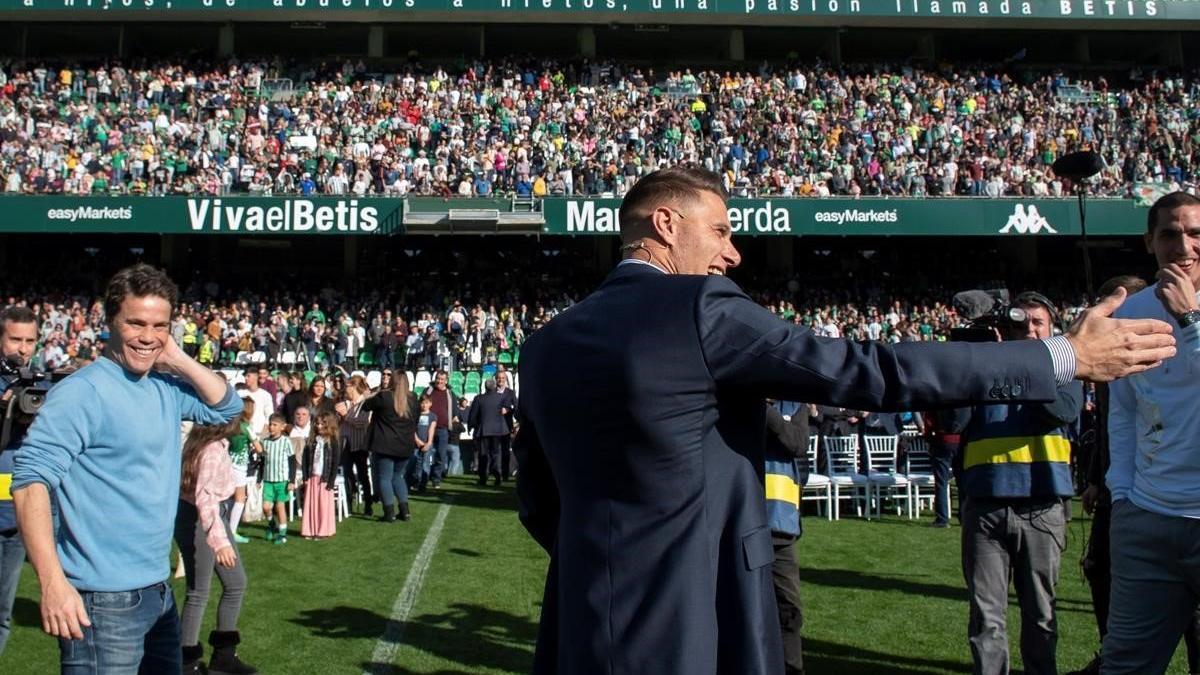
[542,197,1146,236]
[1,197,401,234]
[0,0,1192,19]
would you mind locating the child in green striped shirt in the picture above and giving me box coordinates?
[259,414,295,544]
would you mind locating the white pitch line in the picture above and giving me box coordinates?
[363,502,453,675]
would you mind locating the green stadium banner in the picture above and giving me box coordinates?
[0,0,1191,20]
[540,197,1147,236]
[0,196,403,234]
[0,195,1147,236]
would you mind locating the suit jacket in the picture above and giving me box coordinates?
[468,391,510,438]
[514,263,1057,675]
[495,387,518,433]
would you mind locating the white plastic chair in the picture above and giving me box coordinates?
[414,370,432,392]
[333,473,349,523]
[863,435,913,520]
[801,436,832,521]
[903,436,937,519]
[823,436,866,520]
[365,370,382,390]
[280,351,297,366]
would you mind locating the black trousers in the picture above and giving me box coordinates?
[1083,493,1200,670]
[341,451,373,508]
[772,534,804,675]
[500,434,515,479]
[477,436,504,483]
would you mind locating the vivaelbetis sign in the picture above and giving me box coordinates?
[3,197,402,234]
[0,0,1190,19]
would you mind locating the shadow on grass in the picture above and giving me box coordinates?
[804,567,966,602]
[12,596,40,628]
[806,637,969,674]
[292,605,389,640]
[413,480,519,514]
[297,602,533,674]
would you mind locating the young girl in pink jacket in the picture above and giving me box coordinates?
[176,420,258,675]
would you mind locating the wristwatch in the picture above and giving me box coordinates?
[1176,309,1200,327]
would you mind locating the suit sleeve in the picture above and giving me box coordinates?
[514,407,559,554]
[696,277,1057,412]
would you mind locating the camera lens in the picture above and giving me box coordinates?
[1008,307,1028,323]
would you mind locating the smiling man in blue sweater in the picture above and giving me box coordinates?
[11,264,242,675]
[1102,192,1200,675]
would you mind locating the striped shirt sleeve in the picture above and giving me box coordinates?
[1042,335,1076,386]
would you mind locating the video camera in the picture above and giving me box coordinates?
[950,289,1028,343]
[1,356,52,449]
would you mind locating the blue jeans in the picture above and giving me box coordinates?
[60,581,181,675]
[429,428,449,485]
[931,441,957,524]
[373,455,409,507]
[446,443,462,476]
[0,529,25,655]
[406,451,429,490]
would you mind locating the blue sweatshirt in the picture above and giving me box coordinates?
[12,357,241,592]
[1108,285,1200,517]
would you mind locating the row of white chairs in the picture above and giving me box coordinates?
[801,434,937,521]
[218,367,520,400]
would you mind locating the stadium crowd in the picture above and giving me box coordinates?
[1,57,1198,199]
[0,278,1089,374]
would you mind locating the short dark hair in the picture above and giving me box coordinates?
[0,306,37,338]
[103,264,179,324]
[269,412,287,425]
[1098,275,1148,298]
[1147,191,1200,234]
[618,168,727,243]
[245,367,259,379]
[1014,291,1061,328]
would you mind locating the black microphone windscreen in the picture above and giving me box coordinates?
[952,290,995,321]
[1052,151,1104,181]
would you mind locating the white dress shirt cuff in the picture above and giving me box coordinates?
[1043,335,1076,386]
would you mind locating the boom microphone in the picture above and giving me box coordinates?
[952,290,1000,321]
[1052,151,1104,182]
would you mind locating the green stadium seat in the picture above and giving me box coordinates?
[358,351,376,367]
[498,351,513,365]
[303,370,317,387]
[464,371,482,395]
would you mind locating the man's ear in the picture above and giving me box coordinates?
[649,206,680,246]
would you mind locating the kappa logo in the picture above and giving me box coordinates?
[999,204,1057,235]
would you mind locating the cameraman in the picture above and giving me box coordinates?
[0,305,38,655]
[958,292,1083,675]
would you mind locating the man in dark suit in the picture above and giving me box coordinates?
[513,167,1176,675]
[495,369,518,479]
[469,379,510,487]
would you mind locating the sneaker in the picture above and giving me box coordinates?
[232,533,251,545]
[265,528,275,542]
[274,535,287,545]
[931,521,951,529]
